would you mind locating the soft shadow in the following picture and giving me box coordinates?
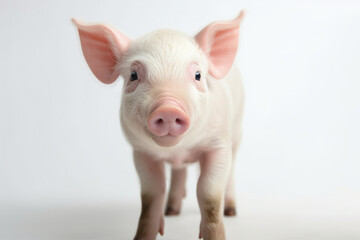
[1,200,360,240]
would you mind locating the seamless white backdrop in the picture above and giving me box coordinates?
[1,0,360,239]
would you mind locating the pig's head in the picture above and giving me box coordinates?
[73,12,244,151]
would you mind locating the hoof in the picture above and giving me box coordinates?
[165,206,180,216]
[224,207,236,216]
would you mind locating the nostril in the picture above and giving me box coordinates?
[147,104,190,137]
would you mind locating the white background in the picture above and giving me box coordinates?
[1,0,360,239]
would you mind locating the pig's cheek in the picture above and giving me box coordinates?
[193,79,206,92]
[121,108,144,143]
[125,81,140,93]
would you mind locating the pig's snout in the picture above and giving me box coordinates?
[147,101,190,138]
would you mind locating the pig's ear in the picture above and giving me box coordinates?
[72,19,131,84]
[195,11,245,79]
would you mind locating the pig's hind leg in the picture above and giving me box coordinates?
[165,167,187,216]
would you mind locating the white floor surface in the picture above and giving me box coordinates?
[1,194,359,240]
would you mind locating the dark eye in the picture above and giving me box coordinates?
[195,71,201,81]
[130,71,138,81]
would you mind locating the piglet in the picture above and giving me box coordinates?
[72,11,245,240]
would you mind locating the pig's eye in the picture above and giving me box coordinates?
[195,71,201,81]
[130,71,138,81]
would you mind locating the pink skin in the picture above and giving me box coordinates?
[188,63,205,92]
[147,99,190,147]
[73,11,245,240]
[71,19,131,84]
[125,61,143,93]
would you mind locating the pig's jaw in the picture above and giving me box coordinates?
[151,134,182,147]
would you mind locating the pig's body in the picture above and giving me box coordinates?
[73,12,245,240]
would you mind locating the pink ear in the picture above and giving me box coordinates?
[195,11,245,79]
[72,19,131,84]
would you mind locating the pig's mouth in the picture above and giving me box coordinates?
[151,134,182,147]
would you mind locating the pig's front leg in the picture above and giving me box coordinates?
[224,162,236,216]
[197,148,231,240]
[133,151,166,240]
